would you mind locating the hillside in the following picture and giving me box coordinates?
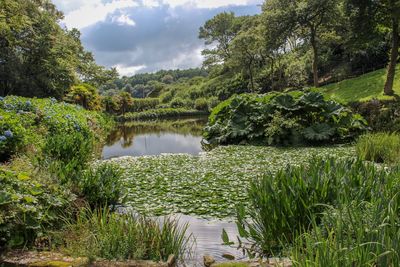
[321,66,400,103]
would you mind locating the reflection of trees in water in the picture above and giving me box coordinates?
[105,118,207,147]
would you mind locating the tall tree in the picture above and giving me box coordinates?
[262,0,339,87]
[199,12,245,67]
[0,0,116,98]
[346,0,400,95]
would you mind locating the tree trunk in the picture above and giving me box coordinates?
[310,29,319,88]
[384,17,399,96]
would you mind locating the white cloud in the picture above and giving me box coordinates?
[115,64,147,76]
[161,0,250,8]
[112,14,136,26]
[62,0,138,29]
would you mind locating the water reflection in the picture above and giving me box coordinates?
[175,215,245,266]
[102,118,207,159]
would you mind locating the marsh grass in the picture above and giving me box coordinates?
[233,157,400,266]
[356,132,400,164]
[63,207,193,262]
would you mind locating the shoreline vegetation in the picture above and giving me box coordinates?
[2,0,400,266]
[119,108,209,121]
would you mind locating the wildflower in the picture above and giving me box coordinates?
[0,136,6,142]
[4,130,13,138]
[0,97,4,101]
[25,100,31,106]
[65,114,72,119]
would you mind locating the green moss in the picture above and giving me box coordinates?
[30,261,77,267]
[212,263,249,267]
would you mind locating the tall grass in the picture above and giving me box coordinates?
[356,132,400,164]
[233,157,400,266]
[63,207,193,262]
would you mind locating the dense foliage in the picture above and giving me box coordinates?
[0,96,112,249]
[0,168,73,249]
[122,108,207,121]
[0,0,117,98]
[204,91,366,146]
[79,162,124,209]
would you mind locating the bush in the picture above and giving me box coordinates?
[356,132,400,164]
[41,132,94,183]
[122,108,207,121]
[194,98,208,111]
[204,91,367,146]
[63,207,193,262]
[207,96,220,110]
[232,158,382,256]
[128,98,159,112]
[79,162,124,209]
[350,99,400,132]
[0,168,73,250]
[170,97,186,108]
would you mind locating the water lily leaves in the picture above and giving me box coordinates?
[110,146,354,219]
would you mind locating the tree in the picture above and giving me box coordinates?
[199,12,245,67]
[229,17,264,92]
[118,92,133,114]
[0,0,116,98]
[346,0,400,95]
[262,0,339,87]
[64,84,102,110]
[161,74,174,84]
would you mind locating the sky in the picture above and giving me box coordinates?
[52,0,262,76]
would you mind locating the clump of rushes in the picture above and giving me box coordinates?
[356,132,400,164]
[230,157,391,258]
[63,207,193,263]
[79,162,125,209]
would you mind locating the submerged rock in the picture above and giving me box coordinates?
[221,254,235,261]
[203,255,216,267]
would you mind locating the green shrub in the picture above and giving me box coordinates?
[207,96,220,110]
[63,207,193,262]
[350,99,400,132]
[160,91,175,104]
[41,132,94,184]
[194,98,208,111]
[129,98,159,112]
[204,91,367,146]
[0,168,73,250]
[122,108,207,121]
[170,97,186,108]
[79,162,124,209]
[356,132,400,164]
[232,158,382,256]
[0,111,30,161]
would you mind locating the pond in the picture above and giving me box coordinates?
[102,117,207,159]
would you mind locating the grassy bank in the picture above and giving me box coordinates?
[110,145,354,218]
[120,108,208,121]
[320,65,400,103]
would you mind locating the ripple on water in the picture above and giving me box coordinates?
[172,214,246,266]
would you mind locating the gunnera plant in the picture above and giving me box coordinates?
[204,91,367,146]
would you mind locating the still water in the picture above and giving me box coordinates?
[102,118,206,159]
[103,118,246,265]
[177,214,245,266]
